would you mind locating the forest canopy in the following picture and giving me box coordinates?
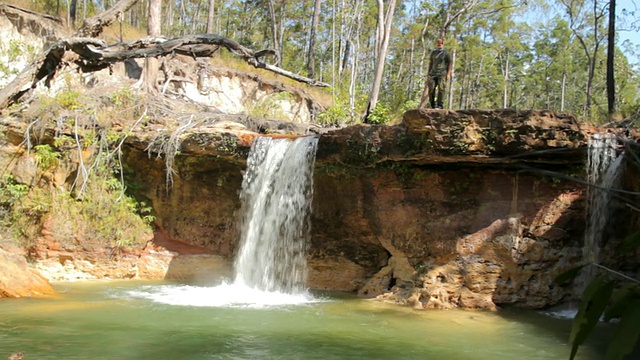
[4,0,640,124]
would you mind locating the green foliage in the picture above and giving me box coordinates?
[0,85,155,251]
[33,144,60,170]
[554,265,587,285]
[556,227,640,360]
[620,229,640,252]
[367,104,391,125]
[0,174,47,244]
[49,173,154,249]
[318,104,349,125]
[568,275,615,360]
[7,40,23,61]
[55,90,82,110]
[0,174,29,207]
[111,88,136,107]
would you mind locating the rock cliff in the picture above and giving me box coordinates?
[116,107,638,310]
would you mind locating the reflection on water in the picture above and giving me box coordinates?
[0,281,607,360]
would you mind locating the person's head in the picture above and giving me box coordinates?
[436,38,444,49]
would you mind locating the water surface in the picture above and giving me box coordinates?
[0,281,607,359]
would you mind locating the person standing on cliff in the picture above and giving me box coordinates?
[419,38,452,109]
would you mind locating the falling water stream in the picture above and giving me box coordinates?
[579,133,623,290]
[234,136,318,294]
[123,135,320,308]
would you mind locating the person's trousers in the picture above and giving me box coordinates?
[419,76,447,109]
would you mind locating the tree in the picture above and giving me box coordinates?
[307,0,321,78]
[267,0,286,65]
[206,0,215,33]
[559,0,608,118]
[142,0,162,92]
[364,0,397,122]
[607,0,616,115]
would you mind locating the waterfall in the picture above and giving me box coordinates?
[234,136,319,294]
[579,133,623,291]
[126,135,321,307]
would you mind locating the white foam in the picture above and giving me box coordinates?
[126,282,323,308]
[542,308,578,319]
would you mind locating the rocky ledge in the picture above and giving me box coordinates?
[2,108,638,311]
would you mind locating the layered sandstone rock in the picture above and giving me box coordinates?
[3,103,637,308]
[0,247,54,297]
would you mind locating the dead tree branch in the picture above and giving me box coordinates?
[0,34,330,110]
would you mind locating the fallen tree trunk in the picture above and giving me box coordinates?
[0,34,330,110]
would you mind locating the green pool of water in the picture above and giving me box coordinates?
[0,281,607,359]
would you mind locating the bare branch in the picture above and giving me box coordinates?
[0,34,329,111]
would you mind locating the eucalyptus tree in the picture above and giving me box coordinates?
[614,47,640,116]
[142,0,161,92]
[607,0,616,115]
[488,13,531,108]
[558,0,609,118]
[405,0,528,110]
[378,1,426,112]
[307,0,322,77]
[363,0,397,122]
[528,18,574,110]
[206,0,215,33]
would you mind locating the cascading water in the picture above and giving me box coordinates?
[129,135,320,307]
[234,136,319,294]
[578,132,623,292]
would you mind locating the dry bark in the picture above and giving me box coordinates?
[0,34,330,110]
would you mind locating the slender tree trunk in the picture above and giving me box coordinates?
[143,0,161,92]
[341,40,351,74]
[192,3,201,32]
[267,0,280,59]
[277,1,285,62]
[206,0,214,33]
[308,0,321,78]
[503,51,509,108]
[561,71,566,112]
[406,38,414,98]
[180,0,187,35]
[165,0,173,33]
[349,42,359,118]
[331,0,336,99]
[364,0,397,122]
[70,0,77,26]
[607,0,616,115]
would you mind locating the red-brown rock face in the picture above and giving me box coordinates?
[309,166,585,309]
[118,109,618,310]
[4,108,637,308]
[0,248,55,297]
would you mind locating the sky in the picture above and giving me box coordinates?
[617,0,640,64]
[522,0,640,65]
